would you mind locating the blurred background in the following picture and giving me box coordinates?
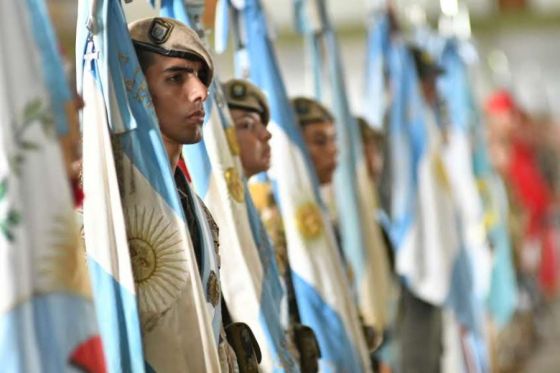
[50,0,560,119]
[47,1,560,372]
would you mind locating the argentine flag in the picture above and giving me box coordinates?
[385,40,460,307]
[76,0,220,371]
[158,1,300,370]
[409,32,491,370]
[296,0,393,332]
[436,38,490,373]
[364,11,391,131]
[236,0,373,370]
[0,0,103,371]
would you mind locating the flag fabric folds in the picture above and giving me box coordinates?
[76,0,220,371]
[297,0,393,332]
[384,41,460,306]
[236,0,373,370]
[364,11,391,131]
[0,0,103,371]
[158,1,300,370]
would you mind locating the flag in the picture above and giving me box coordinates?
[76,0,220,371]
[418,35,496,371]
[0,0,103,371]
[471,93,518,329]
[237,0,372,370]
[158,1,300,370]
[364,11,391,130]
[384,42,460,306]
[296,0,392,332]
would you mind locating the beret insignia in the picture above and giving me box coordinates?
[149,18,174,44]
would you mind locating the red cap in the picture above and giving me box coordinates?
[485,90,517,114]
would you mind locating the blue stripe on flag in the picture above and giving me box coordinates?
[160,0,193,27]
[386,43,425,249]
[25,0,72,135]
[291,272,361,373]
[364,12,391,129]
[243,0,323,201]
[87,258,145,372]
[0,295,99,372]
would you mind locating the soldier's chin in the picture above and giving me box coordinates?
[318,173,332,185]
[181,128,203,144]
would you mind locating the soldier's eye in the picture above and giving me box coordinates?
[167,74,182,83]
[238,119,256,131]
[312,137,328,146]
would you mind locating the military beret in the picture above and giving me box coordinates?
[356,116,385,142]
[410,47,444,79]
[128,17,214,87]
[223,79,270,125]
[291,97,334,127]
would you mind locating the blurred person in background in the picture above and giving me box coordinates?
[485,90,558,298]
[394,46,448,373]
[358,117,397,373]
[291,97,382,366]
[223,79,322,372]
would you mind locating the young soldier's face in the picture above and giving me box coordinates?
[230,108,272,177]
[144,54,208,145]
[302,121,338,185]
[364,138,384,185]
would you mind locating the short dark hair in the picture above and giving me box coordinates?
[357,117,385,145]
[133,44,210,85]
[134,45,157,73]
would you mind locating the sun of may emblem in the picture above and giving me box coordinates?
[225,127,240,156]
[224,167,245,203]
[126,205,188,316]
[432,154,451,192]
[39,212,91,298]
[295,202,324,240]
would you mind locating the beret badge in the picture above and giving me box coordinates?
[149,18,174,44]
[231,82,247,99]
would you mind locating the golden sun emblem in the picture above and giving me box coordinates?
[225,127,240,156]
[125,205,189,317]
[432,154,451,191]
[38,211,92,299]
[224,167,245,203]
[295,202,324,240]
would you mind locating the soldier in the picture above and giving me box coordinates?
[357,117,385,187]
[290,97,340,247]
[129,17,259,371]
[223,78,321,372]
[395,47,446,373]
[290,97,380,357]
[291,97,338,186]
[357,117,398,373]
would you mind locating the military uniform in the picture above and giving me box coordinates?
[223,79,322,372]
[291,97,381,354]
[129,17,261,372]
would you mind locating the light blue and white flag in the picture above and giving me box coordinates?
[437,39,490,329]
[157,1,300,370]
[295,0,392,332]
[235,0,372,371]
[385,40,460,307]
[413,34,492,371]
[469,71,517,330]
[76,0,220,371]
[364,11,391,130]
[0,0,103,371]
